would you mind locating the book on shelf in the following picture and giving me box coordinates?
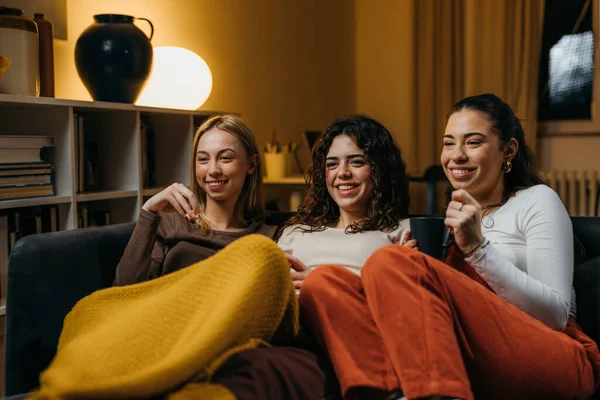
[74,113,102,193]
[0,147,54,164]
[0,183,54,200]
[141,117,157,188]
[0,135,53,148]
[0,162,53,176]
[76,113,84,192]
[0,214,7,300]
[0,174,52,187]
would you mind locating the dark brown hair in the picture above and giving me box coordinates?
[283,115,409,234]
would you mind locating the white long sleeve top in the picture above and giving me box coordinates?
[277,220,410,276]
[466,184,575,331]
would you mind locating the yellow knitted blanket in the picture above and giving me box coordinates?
[29,234,298,399]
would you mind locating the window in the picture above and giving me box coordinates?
[538,0,594,121]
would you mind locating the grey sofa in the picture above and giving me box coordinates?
[4,214,600,397]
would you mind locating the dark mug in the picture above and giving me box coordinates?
[409,216,453,260]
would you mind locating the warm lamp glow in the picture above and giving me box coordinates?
[136,46,212,110]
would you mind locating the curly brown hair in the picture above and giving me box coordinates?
[283,115,410,234]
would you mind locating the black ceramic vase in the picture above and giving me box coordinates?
[75,14,154,103]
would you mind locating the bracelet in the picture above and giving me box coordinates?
[463,237,490,257]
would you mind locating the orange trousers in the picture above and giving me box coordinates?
[299,245,600,400]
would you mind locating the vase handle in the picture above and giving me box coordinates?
[135,17,154,41]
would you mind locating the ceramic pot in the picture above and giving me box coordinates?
[75,14,153,103]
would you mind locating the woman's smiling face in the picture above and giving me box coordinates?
[195,127,255,205]
[325,134,374,219]
[441,109,507,203]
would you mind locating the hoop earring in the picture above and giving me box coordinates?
[502,161,512,173]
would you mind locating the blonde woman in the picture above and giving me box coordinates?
[114,114,276,286]
[31,115,294,399]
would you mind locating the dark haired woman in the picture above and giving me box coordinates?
[278,114,411,287]
[207,114,414,400]
[299,94,600,400]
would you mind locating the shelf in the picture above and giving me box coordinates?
[0,195,72,210]
[0,93,228,117]
[263,176,305,185]
[0,94,227,229]
[77,190,139,202]
[142,187,165,197]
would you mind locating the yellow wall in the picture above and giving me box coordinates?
[354,0,415,171]
[55,0,355,162]
[538,136,600,172]
[46,0,600,176]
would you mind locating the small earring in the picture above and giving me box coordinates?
[502,161,512,173]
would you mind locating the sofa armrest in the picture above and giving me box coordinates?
[5,222,135,396]
[572,217,600,259]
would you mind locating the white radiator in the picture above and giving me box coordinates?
[542,171,600,217]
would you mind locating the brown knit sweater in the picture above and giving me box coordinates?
[113,209,277,286]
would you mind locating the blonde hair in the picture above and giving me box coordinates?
[190,114,265,234]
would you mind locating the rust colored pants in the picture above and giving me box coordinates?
[299,245,600,400]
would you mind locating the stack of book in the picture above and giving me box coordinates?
[0,135,55,200]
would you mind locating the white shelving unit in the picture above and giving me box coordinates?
[0,94,227,230]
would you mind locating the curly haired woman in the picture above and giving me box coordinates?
[211,114,414,400]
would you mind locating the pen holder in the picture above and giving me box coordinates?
[264,153,287,179]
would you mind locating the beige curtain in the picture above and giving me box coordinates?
[413,0,546,174]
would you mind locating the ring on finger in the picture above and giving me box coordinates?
[457,202,464,212]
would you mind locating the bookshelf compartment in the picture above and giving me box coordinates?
[140,113,193,190]
[72,110,139,193]
[76,197,139,228]
[0,104,73,198]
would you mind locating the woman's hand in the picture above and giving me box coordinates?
[444,189,484,254]
[142,183,201,220]
[285,252,311,290]
[390,230,418,249]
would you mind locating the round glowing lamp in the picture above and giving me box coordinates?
[136,46,212,110]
